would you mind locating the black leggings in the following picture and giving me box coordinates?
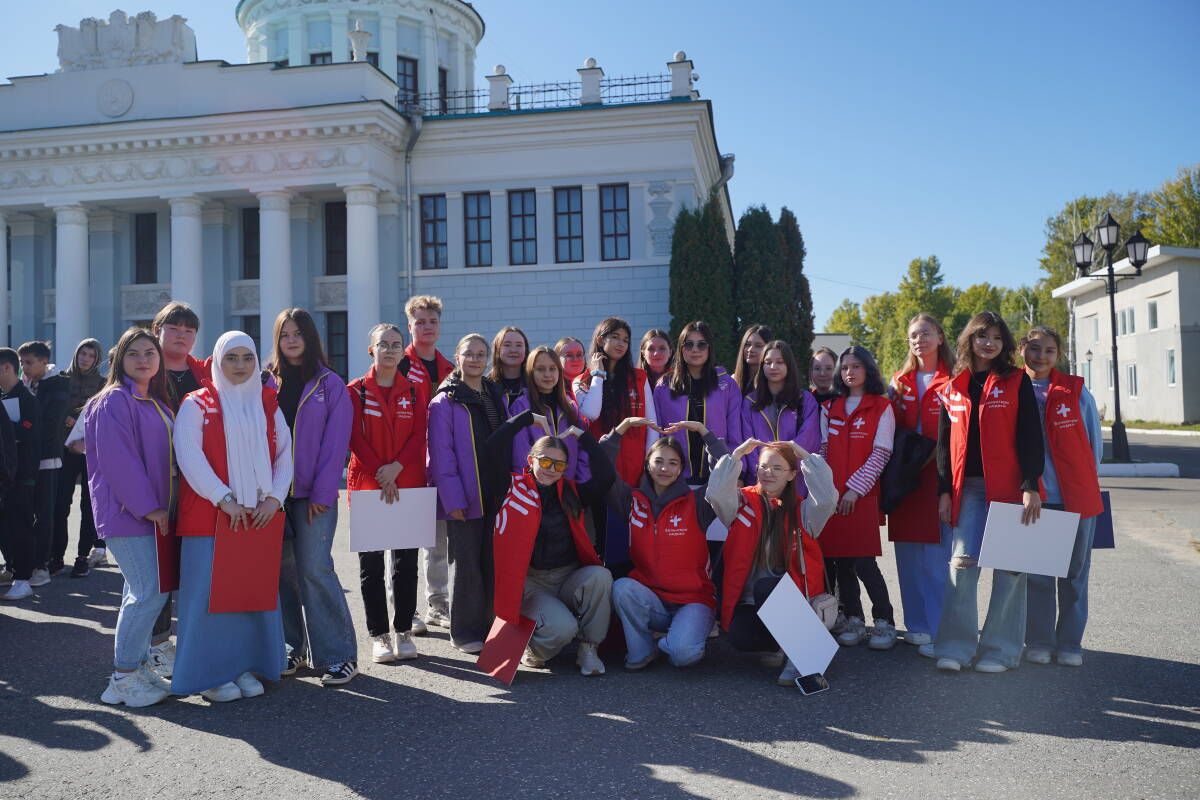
[826,557,893,624]
[359,549,418,637]
[54,451,97,561]
[727,576,783,652]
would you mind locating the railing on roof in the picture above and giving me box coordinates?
[398,73,675,117]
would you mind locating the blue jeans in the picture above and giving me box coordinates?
[934,478,1028,668]
[894,523,954,636]
[612,577,713,668]
[106,535,169,671]
[1026,513,1096,655]
[279,500,358,668]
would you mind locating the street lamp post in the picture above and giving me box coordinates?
[1071,214,1151,463]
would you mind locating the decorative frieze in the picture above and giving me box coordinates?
[312,276,348,311]
[647,180,674,257]
[121,283,174,320]
[230,280,261,315]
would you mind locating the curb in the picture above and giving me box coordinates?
[1102,427,1200,438]
[1098,462,1180,477]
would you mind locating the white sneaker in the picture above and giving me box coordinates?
[147,640,176,679]
[777,660,801,686]
[576,642,605,676]
[411,614,428,636]
[974,659,1008,674]
[1025,648,1052,665]
[28,568,50,588]
[1,580,33,601]
[393,631,418,660]
[371,633,397,663]
[522,649,546,668]
[137,662,172,693]
[836,616,867,646]
[918,643,936,659]
[1057,652,1083,667]
[235,672,265,697]
[425,608,451,628]
[936,657,962,672]
[201,682,242,702]
[904,631,932,646]
[100,671,169,708]
[456,640,484,655]
[88,547,110,567]
[867,619,898,650]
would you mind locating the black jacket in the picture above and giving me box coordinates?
[880,426,936,513]
[0,381,41,488]
[29,373,69,463]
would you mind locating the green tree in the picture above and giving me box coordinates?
[669,194,737,365]
[946,282,1006,339]
[1147,164,1200,247]
[777,207,815,361]
[860,292,901,373]
[826,299,868,347]
[733,205,794,361]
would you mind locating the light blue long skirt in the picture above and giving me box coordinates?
[171,536,286,695]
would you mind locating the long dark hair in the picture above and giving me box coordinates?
[590,317,635,431]
[524,346,579,426]
[489,326,529,383]
[753,442,801,572]
[733,324,774,395]
[91,328,172,409]
[269,308,329,385]
[834,346,887,396]
[955,311,1017,376]
[638,328,672,383]
[529,435,582,517]
[667,320,718,398]
[751,340,805,412]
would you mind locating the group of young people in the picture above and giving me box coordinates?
[0,294,1104,707]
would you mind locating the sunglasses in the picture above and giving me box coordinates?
[681,340,710,351]
[534,456,568,473]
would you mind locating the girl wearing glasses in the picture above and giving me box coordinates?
[732,325,774,396]
[554,337,586,402]
[741,340,821,493]
[489,326,530,411]
[638,329,673,389]
[347,324,428,665]
[428,334,509,653]
[819,346,897,650]
[509,347,588,483]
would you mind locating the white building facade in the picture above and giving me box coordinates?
[0,2,732,376]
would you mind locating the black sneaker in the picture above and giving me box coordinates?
[48,558,66,576]
[70,557,90,578]
[282,651,302,676]
[320,661,358,687]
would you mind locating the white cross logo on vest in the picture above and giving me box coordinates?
[1056,403,1070,418]
[853,417,866,429]
[398,396,411,410]
[669,514,682,526]
[990,386,1004,399]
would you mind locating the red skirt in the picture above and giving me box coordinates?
[819,493,882,558]
[887,460,942,544]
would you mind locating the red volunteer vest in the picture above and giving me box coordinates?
[176,385,279,536]
[347,369,425,491]
[1042,369,1104,518]
[887,365,950,543]
[941,368,1027,527]
[820,393,889,557]
[581,366,649,484]
[402,344,454,408]
[720,486,825,630]
[627,488,715,608]
[492,472,602,622]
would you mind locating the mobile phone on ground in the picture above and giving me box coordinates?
[795,673,829,695]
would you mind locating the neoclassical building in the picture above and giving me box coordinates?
[0,2,733,375]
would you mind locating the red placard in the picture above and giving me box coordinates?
[208,512,285,614]
[476,616,536,685]
[155,522,180,594]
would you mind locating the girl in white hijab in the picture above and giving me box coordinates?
[172,331,294,703]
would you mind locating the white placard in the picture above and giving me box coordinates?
[977,502,1080,578]
[705,518,728,542]
[757,575,839,678]
[3,398,19,423]
[348,487,437,553]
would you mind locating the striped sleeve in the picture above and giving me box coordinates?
[846,445,892,497]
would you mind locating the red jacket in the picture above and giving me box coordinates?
[401,344,454,408]
[887,364,950,543]
[1043,369,1104,518]
[581,366,649,484]
[493,471,602,622]
[941,369,1027,526]
[346,367,427,491]
[820,394,889,558]
[720,485,825,630]
[176,384,279,536]
[627,488,715,608]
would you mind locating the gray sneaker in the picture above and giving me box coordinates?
[576,642,605,676]
[836,616,867,646]
[425,609,451,629]
[867,619,898,650]
[28,568,51,588]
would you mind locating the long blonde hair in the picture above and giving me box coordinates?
[897,313,955,377]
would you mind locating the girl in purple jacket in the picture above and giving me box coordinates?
[652,321,743,485]
[509,346,589,482]
[268,309,357,686]
[427,333,510,652]
[84,328,176,708]
[741,340,821,493]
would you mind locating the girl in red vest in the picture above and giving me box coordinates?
[489,326,529,411]
[888,313,956,653]
[1020,326,1103,668]
[554,337,586,402]
[934,311,1044,673]
[721,440,838,685]
[604,418,756,669]
[638,328,673,389]
[347,323,428,666]
[489,418,616,675]
[732,324,774,396]
[172,331,292,702]
[820,346,897,650]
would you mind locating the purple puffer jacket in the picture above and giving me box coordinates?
[740,390,821,497]
[652,368,743,480]
[83,380,174,539]
[508,393,591,483]
[288,366,352,505]
[428,389,484,520]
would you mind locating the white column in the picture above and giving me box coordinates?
[330,9,350,64]
[452,35,467,94]
[0,211,8,343]
[168,197,204,333]
[420,14,439,96]
[345,185,380,377]
[53,205,89,364]
[258,191,293,332]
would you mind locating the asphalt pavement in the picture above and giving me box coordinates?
[2,437,1198,799]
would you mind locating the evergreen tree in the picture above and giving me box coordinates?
[669,194,737,365]
[778,207,815,361]
[733,205,794,358]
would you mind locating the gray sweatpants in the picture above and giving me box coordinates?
[422,520,449,617]
[522,564,613,661]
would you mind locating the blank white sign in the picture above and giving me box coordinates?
[977,502,1080,578]
[348,487,438,553]
[757,575,839,678]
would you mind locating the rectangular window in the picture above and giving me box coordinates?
[1118,310,1126,336]
[1148,301,1158,330]
[1090,316,1099,343]
[309,52,333,65]
[438,67,449,114]
[599,183,630,261]
[134,212,157,284]
[420,194,448,269]
[464,192,492,268]
[241,315,261,355]
[554,186,583,263]
[1127,364,1138,398]
[366,51,379,68]
[1081,362,1091,389]
[326,311,348,379]
[397,57,419,103]
[1128,308,1135,334]
[1167,348,1176,386]
[324,201,347,276]
[241,208,260,280]
[1106,359,1113,389]
[508,189,537,265]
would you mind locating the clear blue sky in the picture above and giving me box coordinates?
[4,1,1198,325]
